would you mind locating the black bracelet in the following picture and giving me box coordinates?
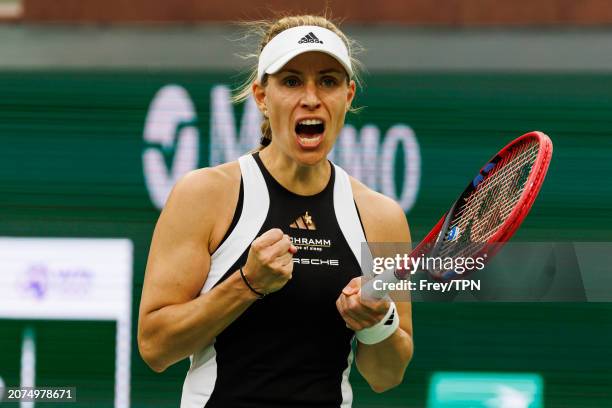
[239,266,266,299]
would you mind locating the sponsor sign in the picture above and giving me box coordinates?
[0,238,133,408]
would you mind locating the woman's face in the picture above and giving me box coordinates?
[254,51,356,166]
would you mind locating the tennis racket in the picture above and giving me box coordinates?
[363,131,553,298]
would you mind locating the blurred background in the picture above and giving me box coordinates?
[1,1,611,407]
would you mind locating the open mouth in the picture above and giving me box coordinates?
[295,119,325,148]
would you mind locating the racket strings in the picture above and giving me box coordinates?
[451,141,537,234]
[469,142,535,234]
[437,140,540,260]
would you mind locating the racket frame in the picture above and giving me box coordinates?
[394,131,553,281]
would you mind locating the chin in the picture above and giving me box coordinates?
[292,148,329,167]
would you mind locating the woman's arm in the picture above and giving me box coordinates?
[348,295,413,392]
[338,185,414,392]
[138,167,295,372]
[138,167,252,372]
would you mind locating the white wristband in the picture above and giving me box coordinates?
[355,301,400,345]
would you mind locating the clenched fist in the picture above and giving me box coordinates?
[242,228,298,295]
[336,277,390,331]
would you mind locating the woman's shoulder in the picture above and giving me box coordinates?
[170,160,242,215]
[349,176,403,217]
[349,176,410,242]
[162,160,242,252]
[174,161,241,199]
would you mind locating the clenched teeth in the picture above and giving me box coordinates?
[298,119,323,125]
[298,135,322,146]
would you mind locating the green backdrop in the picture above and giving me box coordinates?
[1,71,611,407]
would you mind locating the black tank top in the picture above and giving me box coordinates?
[181,153,367,408]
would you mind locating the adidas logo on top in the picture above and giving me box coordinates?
[298,32,323,44]
[290,211,316,230]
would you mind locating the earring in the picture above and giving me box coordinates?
[263,108,268,118]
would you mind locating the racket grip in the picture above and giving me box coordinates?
[361,267,401,300]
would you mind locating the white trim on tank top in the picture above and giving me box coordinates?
[201,154,270,293]
[332,164,367,264]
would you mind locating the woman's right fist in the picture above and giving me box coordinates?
[242,228,297,295]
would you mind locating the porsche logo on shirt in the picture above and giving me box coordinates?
[293,258,339,266]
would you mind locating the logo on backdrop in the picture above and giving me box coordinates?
[17,263,93,300]
[142,84,421,212]
[142,85,200,209]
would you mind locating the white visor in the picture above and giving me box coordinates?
[257,25,353,82]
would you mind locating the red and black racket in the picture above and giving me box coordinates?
[364,131,553,297]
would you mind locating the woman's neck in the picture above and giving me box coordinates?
[259,144,331,196]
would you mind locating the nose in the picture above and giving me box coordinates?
[300,81,321,110]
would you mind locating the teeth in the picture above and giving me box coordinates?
[298,135,322,146]
[298,119,323,125]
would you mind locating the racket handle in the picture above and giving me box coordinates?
[361,267,400,300]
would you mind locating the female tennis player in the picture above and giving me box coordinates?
[138,15,413,408]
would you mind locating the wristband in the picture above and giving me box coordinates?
[355,301,399,345]
[239,266,266,299]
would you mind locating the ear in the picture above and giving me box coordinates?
[346,79,356,112]
[252,80,267,114]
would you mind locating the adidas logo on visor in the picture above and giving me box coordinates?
[298,32,323,44]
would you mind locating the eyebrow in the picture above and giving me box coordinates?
[278,68,344,75]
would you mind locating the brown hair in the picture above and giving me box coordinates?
[232,14,363,148]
